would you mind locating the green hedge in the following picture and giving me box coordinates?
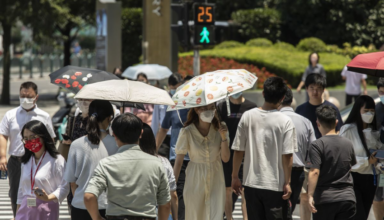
[246,38,273,47]
[180,46,350,87]
[297,37,327,52]
[214,41,244,49]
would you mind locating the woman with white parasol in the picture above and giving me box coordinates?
[169,69,258,220]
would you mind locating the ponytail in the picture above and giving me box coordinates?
[86,100,114,145]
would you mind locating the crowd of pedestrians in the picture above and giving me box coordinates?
[1,59,384,220]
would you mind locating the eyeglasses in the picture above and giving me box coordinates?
[22,135,39,144]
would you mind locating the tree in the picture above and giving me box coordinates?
[0,0,29,104]
[28,0,95,66]
[122,8,142,68]
[278,0,384,47]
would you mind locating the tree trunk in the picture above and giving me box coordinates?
[63,27,72,66]
[1,22,12,105]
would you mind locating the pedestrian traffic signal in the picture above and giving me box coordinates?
[194,3,215,25]
[194,26,215,45]
[193,3,215,45]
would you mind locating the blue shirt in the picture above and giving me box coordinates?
[162,109,190,161]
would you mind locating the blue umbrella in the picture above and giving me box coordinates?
[122,64,173,80]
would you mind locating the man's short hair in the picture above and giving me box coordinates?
[263,77,287,104]
[112,113,143,144]
[281,88,293,106]
[20,81,38,94]
[305,73,327,89]
[377,78,384,90]
[168,73,183,86]
[316,105,337,129]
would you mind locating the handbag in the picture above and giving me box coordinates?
[58,115,76,161]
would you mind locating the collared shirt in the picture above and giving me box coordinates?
[85,144,170,217]
[280,107,316,167]
[17,153,69,204]
[0,106,56,157]
[302,64,326,82]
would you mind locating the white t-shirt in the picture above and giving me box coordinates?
[0,106,56,157]
[232,108,297,192]
[64,135,118,209]
[341,66,367,95]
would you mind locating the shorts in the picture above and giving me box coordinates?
[222,156,243,188]
[374,187,384,202]
[301,168,309,194]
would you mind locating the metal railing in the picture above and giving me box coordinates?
[0,53,96,78]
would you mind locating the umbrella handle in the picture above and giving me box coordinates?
[176,107,185,127]
[226,96,231,116]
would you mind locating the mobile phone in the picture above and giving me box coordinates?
[62,134,70,141]
[369,149,384,159]
[34,188,43,196]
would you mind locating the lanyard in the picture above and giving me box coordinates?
[30,151,46,194]
[372,164,377,186]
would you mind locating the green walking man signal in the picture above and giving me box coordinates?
[200,27,210,43]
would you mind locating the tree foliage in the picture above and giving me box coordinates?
[27,0,95,65]
[0,0,30,104]
[278,0,384,47]
[121,8,142,68]
[231,8,281,42]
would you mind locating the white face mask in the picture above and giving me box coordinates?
[199,110,216,123]
[78,100,91,114]
[19,97,36,110]
[361,112,375,124]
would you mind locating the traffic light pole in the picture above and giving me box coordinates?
[193,47,200,76]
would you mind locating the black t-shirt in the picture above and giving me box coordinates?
[296,100,343,139]
[218,99,257,147]
[306,135,357,204]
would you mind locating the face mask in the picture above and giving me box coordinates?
[380,96,384,105]
[19,97,35,110]
[24,137,43,153]
[231,92,242,99]
[361,112,375,124]
[170,89,176,96]
[199,110,216,123]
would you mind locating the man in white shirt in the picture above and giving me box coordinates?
[0,82,55,216]
[279,88,316,220]
[341,65,367,106]
[232,77,297,219]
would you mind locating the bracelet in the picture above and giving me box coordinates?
[221,139,228,142]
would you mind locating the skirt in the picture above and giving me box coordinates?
[16,196,59,220]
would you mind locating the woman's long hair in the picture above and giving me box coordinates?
[345,95,377,156]
[184,106,220,130]
[21,120,59,164]
[139,123,157,156]
[87,100,114,145]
